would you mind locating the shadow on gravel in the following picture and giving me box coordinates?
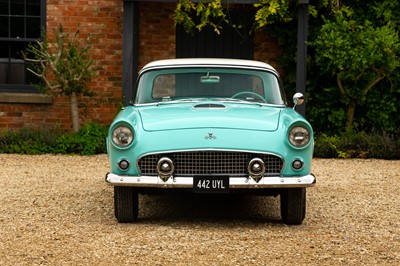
[138,193,282,224]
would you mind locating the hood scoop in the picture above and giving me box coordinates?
[193,103,226,109]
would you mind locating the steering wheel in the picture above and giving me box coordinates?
[231,91,267,103]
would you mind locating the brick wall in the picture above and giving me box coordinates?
[47,0,124,129]
[0,0,124,131]
[0,1,282,132]
[138,3,177,69]
[254,30,284,75]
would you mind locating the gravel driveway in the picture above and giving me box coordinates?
[0,154,399,265]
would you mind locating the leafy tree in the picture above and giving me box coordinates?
[174,0,301,33]
[22,25,96,132]
[312,8,400,130]
[174,0,227,34]
[176,0,400,134]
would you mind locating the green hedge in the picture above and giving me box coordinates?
[0,122,108,155]
[1,123,399,159]
[314,131,400,159]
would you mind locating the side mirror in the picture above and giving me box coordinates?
[293,92,305,109]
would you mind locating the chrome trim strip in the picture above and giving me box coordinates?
[137,149,285,177]
[133,101,286,108]
[137,148,284,162]
[139,64,280,76]
[105,173,316,188]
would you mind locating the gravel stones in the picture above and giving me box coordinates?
[0,155,399,265]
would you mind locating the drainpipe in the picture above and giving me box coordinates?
[295,0,309,117]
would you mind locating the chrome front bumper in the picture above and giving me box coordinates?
[105,173,316,188]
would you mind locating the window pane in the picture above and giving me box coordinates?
[0,42,30,85]
[26,62,41,85]
[0,16,9,37]
[0,0,45,89]
[27,0,41,16]
[0,60,9,84]
[0,61,26,85]
[0,42,9,57]
[11,0,24,16]
[10,17,25,38]
[8,61,25,84]
[0,1,9,15]
[10,42,26,59]
[26,17,40,38]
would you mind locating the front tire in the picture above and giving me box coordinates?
[114,186,139,223]
[280,188,306,225]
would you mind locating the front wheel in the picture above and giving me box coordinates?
[114,186,139,223]
[280,188,306,225]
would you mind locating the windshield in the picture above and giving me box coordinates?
[134,67,286,105]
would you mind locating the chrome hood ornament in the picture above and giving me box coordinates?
[205,133,217,139]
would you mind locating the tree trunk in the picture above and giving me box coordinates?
[69,92,80,132]
[345,101,356,130]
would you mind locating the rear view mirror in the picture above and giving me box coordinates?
[293,92,305,109]
[200,72,220,83]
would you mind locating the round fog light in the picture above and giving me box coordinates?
[157,157,174,181]
[248,158,265,181]
[118,159,130,170]
[292,159,304,170]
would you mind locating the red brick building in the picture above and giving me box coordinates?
[0,0,282,131]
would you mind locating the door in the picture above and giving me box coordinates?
[176,9,254,59]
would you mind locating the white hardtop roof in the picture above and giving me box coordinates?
[140,58,278,75]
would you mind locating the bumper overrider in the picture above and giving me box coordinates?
[105,173,316,188]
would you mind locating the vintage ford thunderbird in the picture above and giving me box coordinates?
[106,58,315,224]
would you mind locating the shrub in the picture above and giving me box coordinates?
[0,122,108,155]
[314,131,400,159]
[1,124,398,159]
[313,134,340,158]
[0,127,58,154]
[54,122,108,155]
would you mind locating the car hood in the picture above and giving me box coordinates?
[137,102,281,132]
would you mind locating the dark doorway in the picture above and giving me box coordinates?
[176,9,254,59]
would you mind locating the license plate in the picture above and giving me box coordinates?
[193,176,229,193]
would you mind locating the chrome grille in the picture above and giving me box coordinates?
[138,151,283,177]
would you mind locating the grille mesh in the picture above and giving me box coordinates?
[138,151,283,177]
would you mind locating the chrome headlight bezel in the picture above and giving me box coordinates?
[288,125,310,148]
[111,125,134,148]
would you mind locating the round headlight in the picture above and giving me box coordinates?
[289,126,310,147]
[112,126,134,147]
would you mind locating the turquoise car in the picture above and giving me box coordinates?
[106,58,316,224]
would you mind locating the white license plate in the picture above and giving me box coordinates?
[193,176,229,193]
